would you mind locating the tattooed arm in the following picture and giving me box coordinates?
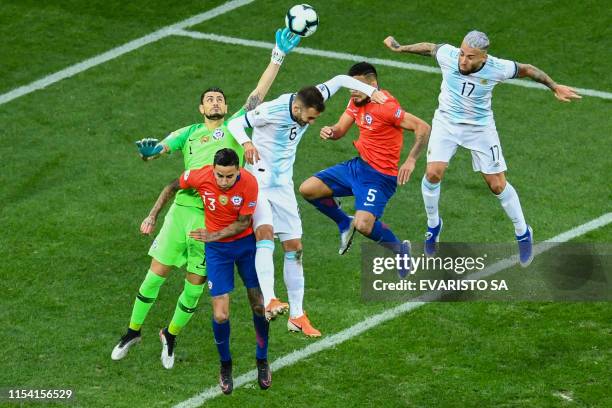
[243,62,280,111]
[397,113,431,186]
[140,179,180,235]
[189,214,253,242]
[517,63,581,102]
[383,36,441,57]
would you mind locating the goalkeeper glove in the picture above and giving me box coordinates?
[271,28,301,65]
[135,138,163,159]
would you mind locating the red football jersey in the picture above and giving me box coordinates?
[179,166,258,242]
[345,89,406,176]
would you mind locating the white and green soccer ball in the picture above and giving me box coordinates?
[285,4,319,37]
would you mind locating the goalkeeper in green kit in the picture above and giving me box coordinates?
[111,28,300,369]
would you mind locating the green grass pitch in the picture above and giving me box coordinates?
[1,1,610,407]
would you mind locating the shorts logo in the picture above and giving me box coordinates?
[208,281,213,289]
[150,239,158,250]
[364,113,373,125]
[394,108,402,118]
[219,195,228,205]
[183,170,190,180]
[212,128,224,140]
[231,195,243,206]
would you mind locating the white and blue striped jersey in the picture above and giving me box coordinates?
[243,93,308,188]
[435,44,518,126]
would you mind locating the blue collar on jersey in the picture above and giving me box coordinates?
[289,93,298,122]
[458,58,487,76]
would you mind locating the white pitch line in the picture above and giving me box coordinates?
[0,0,254,106]
[173,29,612,100]
[174,212,612,408]
[553,391,574,402]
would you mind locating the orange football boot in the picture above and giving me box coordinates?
[265,298,289,321]
[287,312,321,337]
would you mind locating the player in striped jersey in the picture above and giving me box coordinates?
[228,74,387,336]
[384,30,581,266]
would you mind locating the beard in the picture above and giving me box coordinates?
[353,96,370,107]
[205,112,224,120]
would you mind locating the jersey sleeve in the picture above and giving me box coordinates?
[179,169,195,190]
[239,174,258,216]
[493,56,519,81]
[243,99,280,129]
[435,44,458,70]
[383,100,406,127]
[317,75,376,102]
[161,125,193,152]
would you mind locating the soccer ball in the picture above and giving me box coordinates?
[285,4,319,37]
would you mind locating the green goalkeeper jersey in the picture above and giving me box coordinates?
[161,108,246,208]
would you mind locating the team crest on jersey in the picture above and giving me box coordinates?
[219,195,228,205]
[212,128,225,140]
[480,79,488,85]
[364,113,373,125]
[231,195,243,206]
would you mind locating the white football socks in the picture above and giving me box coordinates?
[283,251,304,318]
[421,175,441,228]
[255,240,276,306]
[496,182,528,236]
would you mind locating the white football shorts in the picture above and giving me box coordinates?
[427,111,507,174]
[253,185,303,242]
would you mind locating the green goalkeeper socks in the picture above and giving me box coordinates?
[168,280,205,335]
[128,269,167,330]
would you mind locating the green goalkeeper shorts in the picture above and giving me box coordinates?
[148,203,206,276]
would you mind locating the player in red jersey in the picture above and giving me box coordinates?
[300,62,430,266]
[169,148,270,394]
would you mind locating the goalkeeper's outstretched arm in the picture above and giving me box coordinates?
[243,28,301,112]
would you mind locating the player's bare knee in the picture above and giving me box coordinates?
[489,183,505,195]
[186,272,206,285]
[354,216,374,235]
[248,295,265,316]
[213,310,229,323]
[425,168,443,184]
[150,258,172,277]
[255,225,274,241]
[299,178,316,199]
[251,302,265,316]
[485,174,506,195]
[246,287,264,315]
[282,239,302,253]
